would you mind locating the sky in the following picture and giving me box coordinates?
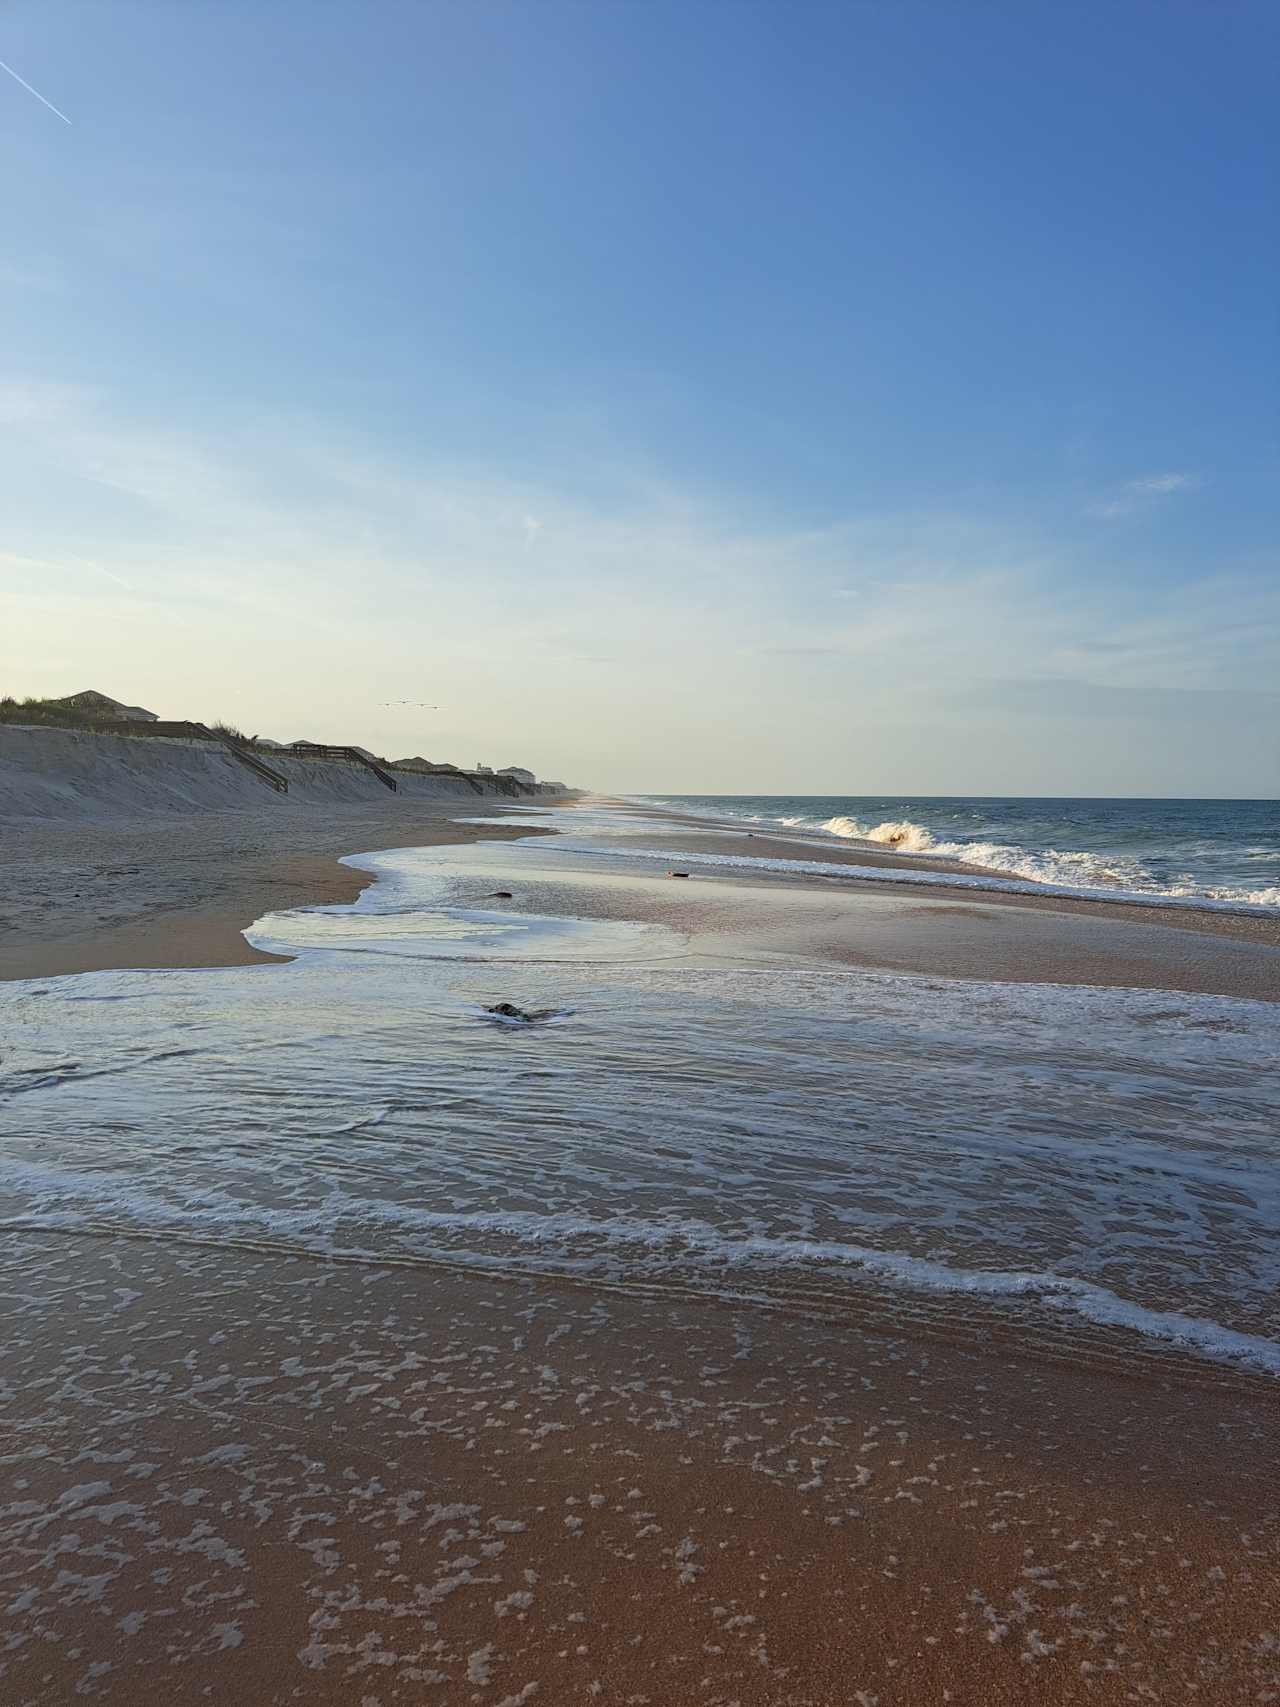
[1,0,1277,796]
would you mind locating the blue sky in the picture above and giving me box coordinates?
[2,0,1276,793]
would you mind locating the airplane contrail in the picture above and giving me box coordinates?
[0,57,72,124]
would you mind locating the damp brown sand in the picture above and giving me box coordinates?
[2,1234,1276,1705]
[602,808,1280,954]
[412,820,1280,1000]
[0,803,558,982]
[5,794,1277,999]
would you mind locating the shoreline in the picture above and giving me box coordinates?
[3,797,1278,1701]
[3,794,1277,995]
[625,793,1280,908]
[610,801,1280,937]
[0,803,557,981]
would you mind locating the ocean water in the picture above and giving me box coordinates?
[637,796,1280,909]
[3,823,1278,1386]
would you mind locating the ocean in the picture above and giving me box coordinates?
[636,796,1280,909]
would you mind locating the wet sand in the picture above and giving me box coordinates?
[631,821,1280,949]
[4,795,1277,999]
[404,804,1280,1001]
[1,1233,1275,1705]
[3,796,1278,1701]
[0,803,552,981]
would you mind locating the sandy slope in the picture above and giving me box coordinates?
[0,726,563,822]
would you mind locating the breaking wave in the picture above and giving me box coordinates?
[635,799,1279,911]
[823,815,937,852]
[813,816,1279,906]
[563,840,1280,916]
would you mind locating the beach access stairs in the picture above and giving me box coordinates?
[0,720,575,822]
[118,720,290,793]
[287,742,398,791]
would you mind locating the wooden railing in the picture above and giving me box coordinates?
[288,742,398,792]
[117,720,289,793]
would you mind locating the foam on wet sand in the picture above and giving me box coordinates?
[1,1237,1276,1704]
[1,794,1278,1702]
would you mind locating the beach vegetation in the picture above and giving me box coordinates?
[0,696,254,741]
[0,694,120,730]
[209,719,253,746]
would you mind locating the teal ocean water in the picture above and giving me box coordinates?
[636,796,1280,909]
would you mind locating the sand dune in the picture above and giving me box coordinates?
[0,726,567,822]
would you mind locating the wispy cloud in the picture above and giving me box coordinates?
[1088,471,1200,519]
[1,382,1272,790]
[1127,473,1196,495]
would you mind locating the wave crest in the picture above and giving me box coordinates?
[821,815,939,852]
[928,839,1142,889]
[820,819,1194,892]
[866,819,938,852]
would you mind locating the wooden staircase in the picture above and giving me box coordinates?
[120,720,289,793]
[288,742,398,791]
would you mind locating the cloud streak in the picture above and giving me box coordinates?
[0,57,72,125]
[1127,473,1196,495]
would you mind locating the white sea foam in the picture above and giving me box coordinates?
[810,814,1280,900]
[247,893,676,965]
[4,818,1277,1392]
[629,800,1280,909]
[553,839,1280,916]
[825,816,939,853]
[818,814,865,839]
[3,1161,1277,1377]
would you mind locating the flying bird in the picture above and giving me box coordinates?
[380,701,440,708]
[0,57,72,124]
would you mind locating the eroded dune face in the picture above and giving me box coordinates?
[0,726,571,822]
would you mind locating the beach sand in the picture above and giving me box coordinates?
[2,795,1278,1702]
[0,802,552,981]
[3,795,1277,996]
[1,1233,1275,1705]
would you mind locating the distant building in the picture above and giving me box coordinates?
[53,690,158,722]
[391,757,464,774]
[474,762,494,775]
[498,766,536,785]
